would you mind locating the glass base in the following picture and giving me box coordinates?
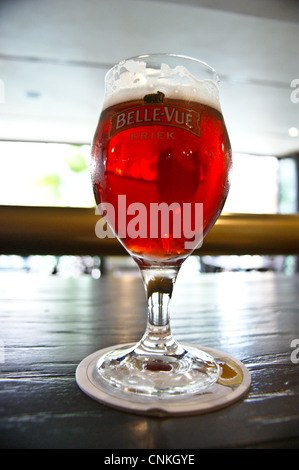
[96,343,220,398]
[76,343,251,416]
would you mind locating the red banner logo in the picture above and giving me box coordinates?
[110,104,201,138]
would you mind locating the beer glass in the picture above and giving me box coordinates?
[77,54,250,414]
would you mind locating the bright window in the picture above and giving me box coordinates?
[0,142,281,214]
[0,141,94,207]
[223,153,279,214]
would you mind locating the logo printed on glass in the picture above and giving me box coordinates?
[109,91,201,138]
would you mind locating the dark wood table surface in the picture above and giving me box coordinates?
[1,267,299,449]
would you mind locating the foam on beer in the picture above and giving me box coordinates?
[103,59,222,113]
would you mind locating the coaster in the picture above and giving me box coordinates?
[76,343,251,417]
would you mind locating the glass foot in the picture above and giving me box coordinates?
[76,343,251,416]
[96,343,220,398]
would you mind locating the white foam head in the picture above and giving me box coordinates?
[103,57,221,113]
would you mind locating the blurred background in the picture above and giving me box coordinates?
[0,0,298,278]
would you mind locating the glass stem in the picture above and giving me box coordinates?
[135,264,185,357]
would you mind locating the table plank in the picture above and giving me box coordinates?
[0,270,299,449]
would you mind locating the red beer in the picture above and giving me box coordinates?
[91,93,231,262]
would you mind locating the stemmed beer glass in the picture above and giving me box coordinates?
[77,54,250,414]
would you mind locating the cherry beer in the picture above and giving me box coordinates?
[92,82,231,262]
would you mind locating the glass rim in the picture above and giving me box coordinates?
[105,53,219,85]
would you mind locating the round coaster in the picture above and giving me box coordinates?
[76,343,251,416]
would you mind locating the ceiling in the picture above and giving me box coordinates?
[0,0,298,157]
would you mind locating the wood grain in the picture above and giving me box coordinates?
[0,270,299,449]
[1,205,299,256]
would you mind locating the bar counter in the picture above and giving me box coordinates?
[0,269,299,449]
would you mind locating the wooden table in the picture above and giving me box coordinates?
[1,268,299,449]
